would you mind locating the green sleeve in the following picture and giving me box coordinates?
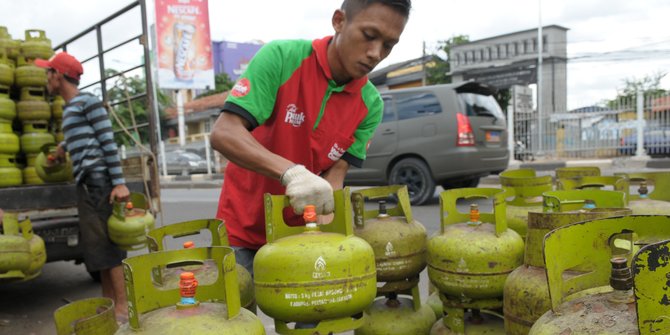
[347,83,383,160]
[224,40,311,126]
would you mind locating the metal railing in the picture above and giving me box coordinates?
[512,91,670,160]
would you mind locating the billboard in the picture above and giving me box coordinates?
[155,0,214,89]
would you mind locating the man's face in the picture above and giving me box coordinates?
[331,3,408,82]
[45,68,61,95]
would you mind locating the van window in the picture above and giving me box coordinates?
[458,93,506,120]
[395,92,441,121]
[381,96,396,123]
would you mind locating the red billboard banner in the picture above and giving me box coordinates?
[155,0,214,89]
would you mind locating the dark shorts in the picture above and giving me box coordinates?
[77,172,127,272]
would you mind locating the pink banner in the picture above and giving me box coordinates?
[155,0,214,89]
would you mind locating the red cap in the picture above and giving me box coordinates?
[34,52,83,80]
[183,241,195,249]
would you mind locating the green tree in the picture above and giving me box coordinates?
[104,69,172,146]
[608,71,668,107]
[424,35,470,85]
[196,72,234,98]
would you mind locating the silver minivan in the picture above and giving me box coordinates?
[345,82,509,205]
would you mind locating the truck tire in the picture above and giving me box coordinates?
[389,158,435,206]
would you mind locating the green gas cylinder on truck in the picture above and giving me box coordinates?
[528,215,670,335]
[254,188,376,335]
[113,246,265,334]
[503,189,631,335]
[146,218,255,312]
[427,188,524,334]
[499,168,553,239]
[107,192,155,251]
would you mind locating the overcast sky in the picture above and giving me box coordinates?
[2,0,669,109]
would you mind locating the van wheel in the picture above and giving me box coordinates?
[389,158,435,206]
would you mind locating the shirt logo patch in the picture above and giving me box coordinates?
[231,78,251,97]
[327,143,346,161]
[284,104,305,127]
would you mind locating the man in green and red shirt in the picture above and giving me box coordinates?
[210,0,411,274]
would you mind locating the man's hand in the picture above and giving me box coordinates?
[109,184,130,203]
[281,165,334,215]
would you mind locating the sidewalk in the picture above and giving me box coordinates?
[160,157,670,188]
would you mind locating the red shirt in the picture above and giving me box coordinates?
[217,36,383,249]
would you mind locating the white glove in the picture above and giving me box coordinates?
[280,165,334,215]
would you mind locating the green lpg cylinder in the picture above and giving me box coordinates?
[0,27,20,60]
[23,166,44,185]
[528,215,670,335]
[0,88,16,121]
[2,214,46,281]
[356,286,436,335]
[0,155,22,187]
[0,52,14,87]
[0,119,20,154]
[503,189,631,335]
[15,57,47,88]
[20,30,53,60]
[554,166,600,179]
[351,185,427,291]
[17,87,50,121]
[254,189,376,335]
[146,218,255,312]
[0,212,31,278]
[35,143,73,183]
[115,246,265,334]
[427,188,524,334]
[500,169,553,239]
[20,121,54,154]
[54,297,119,335]
[107,192,155,251]
[52,95,64,119]
[631,239,670,335]
[615,172,670,215]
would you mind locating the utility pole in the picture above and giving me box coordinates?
[536,0,544,156]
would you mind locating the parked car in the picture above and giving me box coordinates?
[619,128,670,157]
[344,82,509,205]
[159,150,210,175]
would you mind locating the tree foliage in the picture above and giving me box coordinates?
[195,72,235,98]
[105,69,172,146]
[424,35,470,85]
[608,71,668,107]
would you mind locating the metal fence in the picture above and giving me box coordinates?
[512,91,670,161]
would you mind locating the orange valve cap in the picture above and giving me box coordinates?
[303,204,317,223]
[183,241,195,249]
[179,272,198,303]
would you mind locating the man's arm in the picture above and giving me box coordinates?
[210,112,294,179]
[321,159,350,190]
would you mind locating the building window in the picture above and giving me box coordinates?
[543,35,548,52]
[204,119,212,133]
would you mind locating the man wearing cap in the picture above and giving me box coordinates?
[35,52,130,322]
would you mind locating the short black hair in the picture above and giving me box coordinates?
[341,0,411,19]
